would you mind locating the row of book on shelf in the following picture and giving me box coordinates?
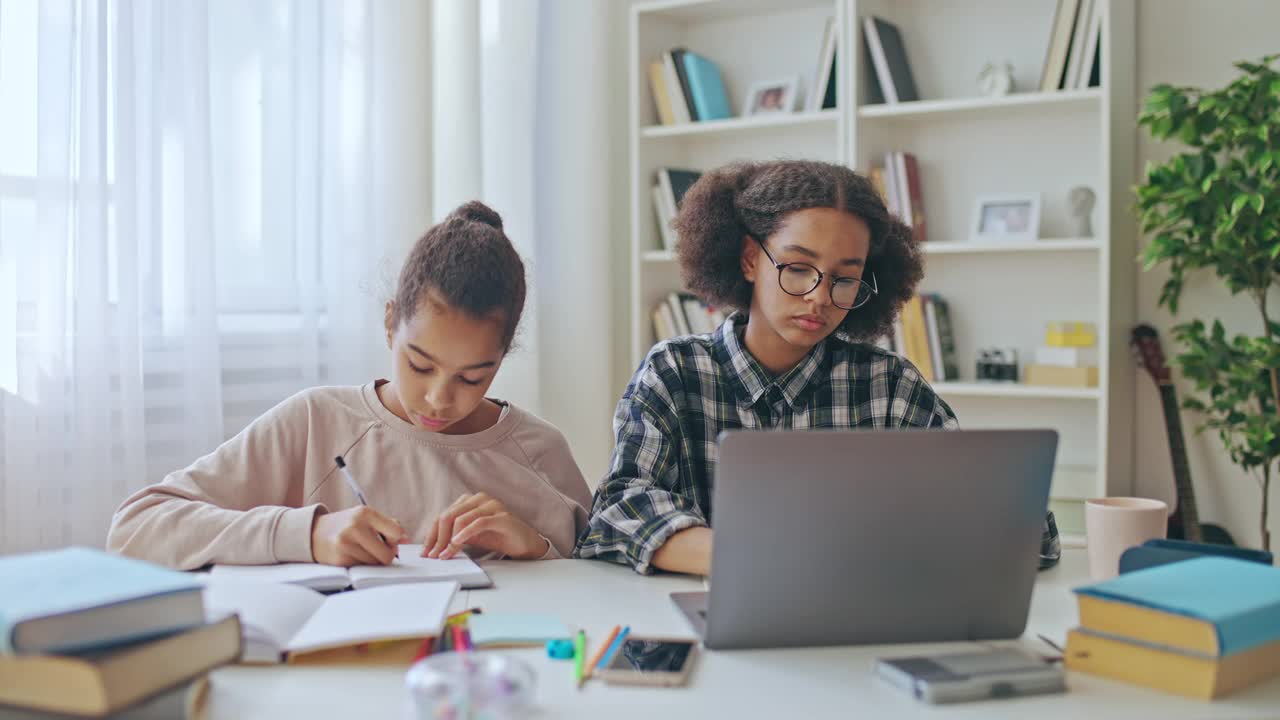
[653,292,729,342]
[647,20,838,126]
[647,48,732,125]
[647,6,1102,125]
[1041,0,1104,91]
[868,151,926,244]
[651,168,702,252]
[652,153,924,253]
[864,4,1101,106]
[879,294,959,384]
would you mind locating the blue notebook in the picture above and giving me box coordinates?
[1074,557,1280,656]
[680,51,732,121]
[467,613,570,647]
[0,547,204,654]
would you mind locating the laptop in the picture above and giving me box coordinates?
[671,429,1058,650]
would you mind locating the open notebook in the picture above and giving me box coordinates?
[202,578,456,664]
[209,544,491,591]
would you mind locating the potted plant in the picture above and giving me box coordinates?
[1136,54,1280,552]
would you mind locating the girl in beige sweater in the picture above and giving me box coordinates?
[108,202,590,570]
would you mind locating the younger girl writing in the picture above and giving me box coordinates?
[109,201,590,569]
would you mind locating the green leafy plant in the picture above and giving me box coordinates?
[1136,54,1280,551]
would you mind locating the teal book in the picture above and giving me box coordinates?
[1075,557,1280,656]
[0,547,204,655]
[680,51,732,121]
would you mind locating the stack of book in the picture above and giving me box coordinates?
[886,294,958,384]
[653,292,728,342]
[1026,321,1097,387]
[0,547,241,718]
[651,168,703,252]
[647,48,732,125]
[1040,0,1103,92]
[1065,557,1280,700]
[868,152,925,244]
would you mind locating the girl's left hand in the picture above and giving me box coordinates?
[421,492,550,560]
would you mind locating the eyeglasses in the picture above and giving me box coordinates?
[752,236,877,310]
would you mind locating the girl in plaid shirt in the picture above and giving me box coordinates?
[576,160,958,575]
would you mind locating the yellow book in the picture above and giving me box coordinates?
[1045,321,1096,347]
[1065,628,1280,700]
[287,637,426,666]
[1025,363,1098,388]
[648,61,675,125]
[900,295,934,383]
[868,167,888,203]
[1077,594,1221,656]
[0,616,240,717]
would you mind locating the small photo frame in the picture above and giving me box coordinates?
[742,77,799,116]
[970,193,1041,244]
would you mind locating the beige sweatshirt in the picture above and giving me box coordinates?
[107,381,591,570]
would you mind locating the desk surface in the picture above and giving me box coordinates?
[206,550,1280,719]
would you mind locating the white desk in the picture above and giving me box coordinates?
[206,550,1280,719]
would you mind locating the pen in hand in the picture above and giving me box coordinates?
[334,455,389,547]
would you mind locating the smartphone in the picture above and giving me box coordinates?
[876,648,1065,704]
[594,636,698,687]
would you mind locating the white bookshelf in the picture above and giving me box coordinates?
[856,87,1102,119]
[922,238,1101,254]
[641,108,839,138]
[628,0,1137,534]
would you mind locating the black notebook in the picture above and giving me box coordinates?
[863,16,919,104]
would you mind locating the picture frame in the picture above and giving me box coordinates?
[742,77,799,116]
[969,193,1041,244]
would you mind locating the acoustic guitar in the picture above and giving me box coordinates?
[1131,324,1235,545]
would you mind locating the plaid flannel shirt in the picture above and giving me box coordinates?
[574,313,960,574]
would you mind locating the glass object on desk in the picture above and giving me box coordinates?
[405,653,535,720]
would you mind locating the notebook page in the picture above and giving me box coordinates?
[209,563,351,592]
[285,582,458,655]
[203,579,326,657]
[347,545,491,590]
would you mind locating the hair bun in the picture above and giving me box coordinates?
[450,201,504,231]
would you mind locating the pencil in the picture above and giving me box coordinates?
[579,625,621,688]
[572,630,586,690]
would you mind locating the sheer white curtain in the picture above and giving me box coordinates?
[433,0,615,480]
[0,0,430,553]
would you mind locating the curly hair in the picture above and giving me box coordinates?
[673,160,922,342]
[392,200,526,352]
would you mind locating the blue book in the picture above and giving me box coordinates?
[680,51,732,122]
[1074,557,1280,656]
[0,547,204,654]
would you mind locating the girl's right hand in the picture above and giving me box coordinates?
[310,506,407,566]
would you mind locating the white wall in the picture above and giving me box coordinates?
[1133,0,1280,547]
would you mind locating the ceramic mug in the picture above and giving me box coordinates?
[1084,497,1168,580]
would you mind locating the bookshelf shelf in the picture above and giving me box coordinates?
[932,382,1102,401]
[923,238,1102,255]
[636,0,834,23]
[640,109,839,139]
[857,88,1102,120]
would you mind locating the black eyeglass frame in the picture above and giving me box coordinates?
[751,235,878,310]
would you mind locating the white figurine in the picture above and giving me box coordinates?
[1068,186,1096,238]
[978,62,1014,97]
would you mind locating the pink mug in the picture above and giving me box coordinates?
[1084,497,1168,580]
